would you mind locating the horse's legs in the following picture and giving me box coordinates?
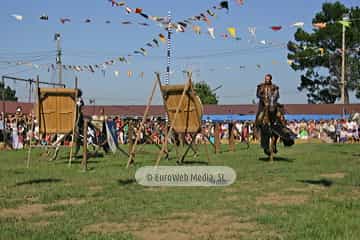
[273,135,279,154]
[269,137,274,162]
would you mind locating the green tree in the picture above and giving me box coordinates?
[0,82,18,101]
[287,2,360,103]
[193,81,218,104]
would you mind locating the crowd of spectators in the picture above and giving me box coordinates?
[1,109,359,150]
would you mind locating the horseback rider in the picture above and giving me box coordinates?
[255,74,284,127]
[255,74,296,157]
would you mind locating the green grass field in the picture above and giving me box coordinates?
[0,143,359,240]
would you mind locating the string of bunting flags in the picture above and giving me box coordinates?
[1,46,337,78]
[57,0,234,73]
[7,0,358,75]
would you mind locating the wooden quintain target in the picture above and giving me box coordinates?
[127,72,210,168]
[36,87,77,135]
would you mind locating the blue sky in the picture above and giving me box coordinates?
[0,0,358,105]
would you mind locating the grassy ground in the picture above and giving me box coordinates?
[0,143,359,240]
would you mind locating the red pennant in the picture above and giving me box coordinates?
[270,26,282,31]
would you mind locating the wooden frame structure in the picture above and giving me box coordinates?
[127,72,210,168]
[26,77,88,170]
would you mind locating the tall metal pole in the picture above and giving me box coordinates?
[340,15,349,104]
[55,33,63,85]
[166,11,172,85]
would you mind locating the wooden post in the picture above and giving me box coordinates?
[69,77,78,166]
[214,123,220,154]
[229,122,235,152]
[26,76,39,168]
[81,120,88,171]
[128,120,134,156]
[127,78,158,168]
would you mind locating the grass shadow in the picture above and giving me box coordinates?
[258,157,294,162]
[298,179,333,187]
[117,179,136,185]
[15,178,62,186]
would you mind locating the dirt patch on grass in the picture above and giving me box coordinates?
[83,212,258,240]
[320,172,346,179]
[32,220,50,227]
[285,185,326,193]
[256,193,309,206]
[224,195,239,201]
[53,198,86,206]
[24,195,39,202]
[89,186,103,192]
[0,204,63,219]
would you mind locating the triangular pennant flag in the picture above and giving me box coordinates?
[127,71,133,78]
[134,50,143,56]
[11,14,23,21]
[118,57,128,63]
[222,33,229,39]
[140,13,149,19]
[208,27,215,39]
[176,25,185,32]
[178,22,187,28]
[292,22,304,28]
[339,20,351,28]
[153,39,159,47]
[207,10,216,17]
[140,48,147,56]
[270,26,282,31]
[114,70,120,77]
[116,2,126,7]
[248,27,256,37]
[125,7,132,14]
[85,18,92,23]
[220,1,229,11]
[193,25,201,34]
[135,8,143,14]
[227,27,237,38]
[40,14,48,20]
[60,18,71,24]
[159,33,166,43]
[235,0,244,5]
[313,22,326,29]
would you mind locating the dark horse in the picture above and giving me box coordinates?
[258,88,296,161]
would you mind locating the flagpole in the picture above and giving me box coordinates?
[166,11,172,86]
[340,14,349,104]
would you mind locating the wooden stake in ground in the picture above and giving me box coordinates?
[68,77,79,166]
[26,76,39,168]
[127,78,159,168]
[81,120,88,171]
[214,123,221,154]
